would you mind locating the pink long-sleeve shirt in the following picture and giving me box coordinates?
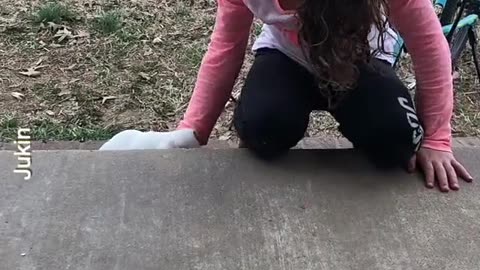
[178,0,454,152]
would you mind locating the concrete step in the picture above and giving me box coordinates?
[2,136,480,150]
[1,148,479,269]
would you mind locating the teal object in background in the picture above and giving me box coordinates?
[392,4,479,65]
[435,0,448,7]
[394,15,478,58]
[443,14,479,33]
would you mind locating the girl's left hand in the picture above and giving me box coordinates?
[408,147,473,192]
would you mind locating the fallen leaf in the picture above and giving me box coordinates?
[19,67,41,77]
[46,22,68,32]
[74,30,90,38]
[11,92,24,100]
[102,96,116,104]
[69,78,80,84]
[54,28,73,42]
[219,131,232,141]
[139,72,150,80]
[0,16,15,23]
[404,77,415,84]
[47,22,59,29]
[46,110,55,116]
[66,64,76,70]
[144,48,153,56]
[19,59,48,78]
[453,71,461,81]
[57,90,71,96]
[407,82,416,90]
[35,58,44,67]
[9,83,22,88]
[219,135,230,141]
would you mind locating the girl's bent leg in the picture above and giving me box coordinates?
[333,59,424,168]
[234,49,320,159]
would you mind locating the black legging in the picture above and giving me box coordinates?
[234,48,424,168]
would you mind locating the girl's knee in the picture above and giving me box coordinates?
[234,107,308,159]
[364,122,424,169]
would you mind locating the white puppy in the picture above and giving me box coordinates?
[99,129,200,150]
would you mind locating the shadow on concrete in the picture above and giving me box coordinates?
[0,148,479,269]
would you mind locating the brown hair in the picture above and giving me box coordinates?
[297,0,390,102]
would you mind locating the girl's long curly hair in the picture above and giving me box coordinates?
[297,0,390,101]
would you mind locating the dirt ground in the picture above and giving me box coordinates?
[1,0,479,143]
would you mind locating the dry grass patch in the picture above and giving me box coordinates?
[0,0,478,144]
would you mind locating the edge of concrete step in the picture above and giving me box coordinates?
[1,137,479,151]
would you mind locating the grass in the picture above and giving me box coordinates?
[180,45,207,68]
[0,0,478,144]
[0,115,117,142]
[30,119,116,141]
[0,116,20,141]
[35,2,76,23]
[94,11,123,35]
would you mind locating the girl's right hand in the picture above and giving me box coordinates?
[99,129,200,151]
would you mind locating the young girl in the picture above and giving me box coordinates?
[100,0,473,192]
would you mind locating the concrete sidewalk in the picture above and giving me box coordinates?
[1,148,479,270]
